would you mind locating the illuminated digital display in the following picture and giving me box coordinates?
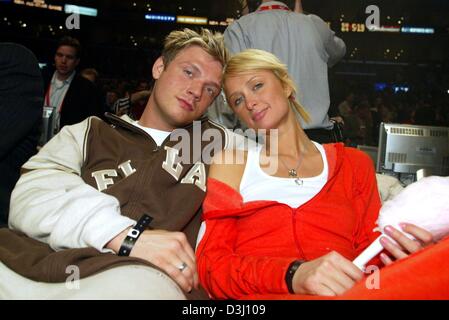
[209,18,234,27]
[13,0,62,11]
[145,14,176,22]
[368,25,401,33]
[401,27,435,34]
[341,22,365,33]
[65,4,97,17]
[340,22,434,35]
[177,16,208,25]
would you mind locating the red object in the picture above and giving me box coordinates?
[197,143,382,299]
[257,4,290,12]
[244,236,449,300]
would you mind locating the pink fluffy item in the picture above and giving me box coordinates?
[353,176,449,271]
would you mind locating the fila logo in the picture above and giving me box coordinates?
[91,160,137,192]
[91,149,206,193]
[162,146,206,192]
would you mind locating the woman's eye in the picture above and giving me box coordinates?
[253,83,263,90]
[234,97,243,107]
[184,69,193,77]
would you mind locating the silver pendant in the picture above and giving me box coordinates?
[295,178,303,186]
[288,169,297,177]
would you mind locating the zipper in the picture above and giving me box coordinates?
[291,207,306,259]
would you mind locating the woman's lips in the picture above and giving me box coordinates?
[252,108,268,122]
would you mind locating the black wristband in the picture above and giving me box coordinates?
[285,260,304,294]
[118,214,153,256]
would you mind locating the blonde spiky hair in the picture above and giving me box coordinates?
[162,28,229,68]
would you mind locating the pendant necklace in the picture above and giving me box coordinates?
[279,151,304,186]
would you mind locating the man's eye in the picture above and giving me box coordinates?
[206,87,216,97]
[184,69,193,77]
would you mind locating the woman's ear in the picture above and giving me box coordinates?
[283,85,293,99]
[152,57,164,79]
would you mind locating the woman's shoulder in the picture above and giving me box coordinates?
[343,146,376,167]
[209,148,248,192]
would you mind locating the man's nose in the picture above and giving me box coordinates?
[187,80,202,100]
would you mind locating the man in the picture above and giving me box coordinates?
[219,0,346,142]
[0,28,230,299]
[41,36,103,144]
[0,43,43,226]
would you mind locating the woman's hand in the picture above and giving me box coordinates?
[379,223,435,266]
[292,251,364,296]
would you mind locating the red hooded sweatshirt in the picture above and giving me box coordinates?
[196,143,382,299]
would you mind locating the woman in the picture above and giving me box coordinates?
[196,49,434,299]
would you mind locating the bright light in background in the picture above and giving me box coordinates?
[401,27,435,34]
[64,4,98,17]
[145,14,176,22]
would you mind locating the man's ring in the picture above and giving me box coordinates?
[177,262,188,272]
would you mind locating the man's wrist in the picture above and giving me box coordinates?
[105,227,131,254]
[118,214,153,256]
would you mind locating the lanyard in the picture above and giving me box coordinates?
[257,4,291,12]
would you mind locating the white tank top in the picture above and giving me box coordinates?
[240,142,329,208]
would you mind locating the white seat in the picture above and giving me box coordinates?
[0,262,186,300]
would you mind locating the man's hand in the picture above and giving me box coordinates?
[379,223,435,265]
[292,251,364,296]
[106,228,198,293]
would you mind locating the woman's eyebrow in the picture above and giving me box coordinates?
[228,76,259,100]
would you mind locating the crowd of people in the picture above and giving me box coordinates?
[336,88,449,147]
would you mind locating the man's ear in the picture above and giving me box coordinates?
[152,57,165,80]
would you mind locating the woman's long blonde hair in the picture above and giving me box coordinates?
[223,49,311,124]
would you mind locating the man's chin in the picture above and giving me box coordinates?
[57,69,70,76]
[174,110,202,123]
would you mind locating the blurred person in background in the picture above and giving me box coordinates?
[0,43,43,226]
[40,36,103,145]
